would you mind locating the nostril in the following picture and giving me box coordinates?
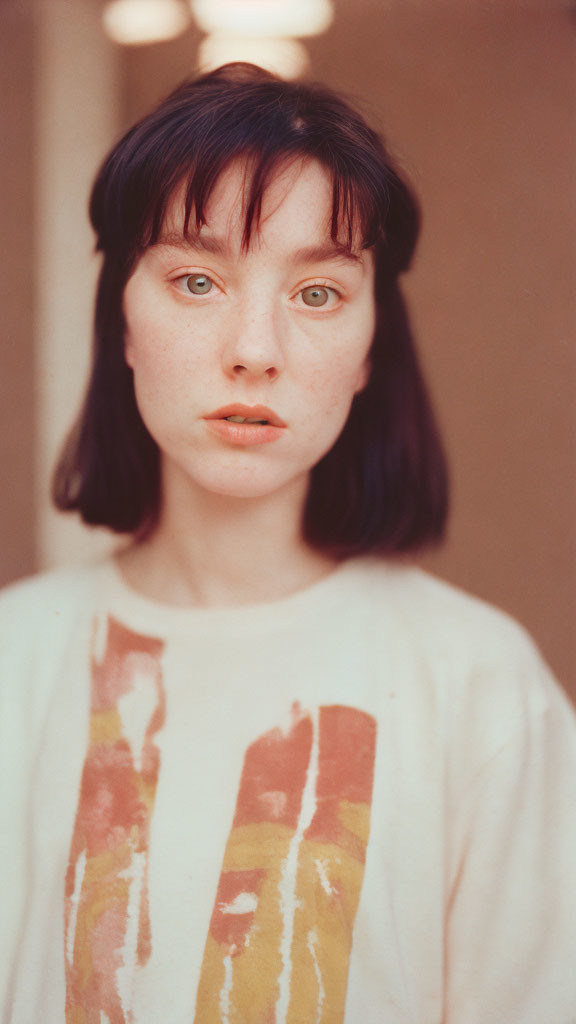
[230,363,278,379]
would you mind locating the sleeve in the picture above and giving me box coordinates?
[445,651,576,1024]
[0,568,93,1010]
[0,591,27,1008]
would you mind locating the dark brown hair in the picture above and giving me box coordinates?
[53,62,448,558]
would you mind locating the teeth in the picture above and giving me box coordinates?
[225,416,268,424]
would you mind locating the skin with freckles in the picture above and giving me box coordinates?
[124,158,374,501]
[119,158,375,606]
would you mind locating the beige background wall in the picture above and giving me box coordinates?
[0,0,37,583]
[1,0,575,697]
[34,0,120,569]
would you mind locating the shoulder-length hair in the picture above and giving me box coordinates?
[53,62,449,559]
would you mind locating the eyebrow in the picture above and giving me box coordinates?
[155,231,227,256]
[291,243,364,268]
[153,232,365,268]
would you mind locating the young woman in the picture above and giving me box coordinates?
[1,63,575,1024]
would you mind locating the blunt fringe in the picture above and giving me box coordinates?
[53,62,449,558]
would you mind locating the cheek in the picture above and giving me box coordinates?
[125,313,201,382]
[309,330,373,407]
[299,360,364,448]
[125,330,202,444]
[123,275,192,375]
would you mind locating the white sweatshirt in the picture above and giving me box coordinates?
[1,556,575,1023]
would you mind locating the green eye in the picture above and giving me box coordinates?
[186,274,213,294]
[301,285,330,307]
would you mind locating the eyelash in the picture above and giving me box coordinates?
[171,273,343,309]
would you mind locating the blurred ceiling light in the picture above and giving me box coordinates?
[190,0,333,39]
[198,35,309,79]
[103,0,190,45]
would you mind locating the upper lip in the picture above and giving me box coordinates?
[204,404,286,427]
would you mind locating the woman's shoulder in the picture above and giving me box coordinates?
[0,561,99,613]
[356,559,575,760]
[359,558,535,651]
[0,562,103,660]
[356,556,563,706]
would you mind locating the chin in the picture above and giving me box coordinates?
[176,460,307,502]
[201,478,282,500]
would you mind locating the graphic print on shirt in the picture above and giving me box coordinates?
[64,616,166,1024]
[194,703,377,1024]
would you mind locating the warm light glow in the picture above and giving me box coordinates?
[103,0,190,45]
[197,35,309,79]
[190,0,333,39]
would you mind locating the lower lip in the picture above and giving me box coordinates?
[204,419,286,446]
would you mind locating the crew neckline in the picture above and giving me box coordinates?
[95,553,376,639]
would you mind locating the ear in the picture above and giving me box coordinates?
[354,356,371,394]
[124,329,134,369]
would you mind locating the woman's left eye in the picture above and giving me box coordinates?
[297,285,341,309]
[173,273,216,295]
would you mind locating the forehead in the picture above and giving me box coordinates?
[158,157,366,259]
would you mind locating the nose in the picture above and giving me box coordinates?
[223,305,285,383]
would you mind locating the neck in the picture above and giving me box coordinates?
[116,465,338,608]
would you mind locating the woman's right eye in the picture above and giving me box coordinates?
[174,273,215,295]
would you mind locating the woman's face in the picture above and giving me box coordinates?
[123,158,375,503]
